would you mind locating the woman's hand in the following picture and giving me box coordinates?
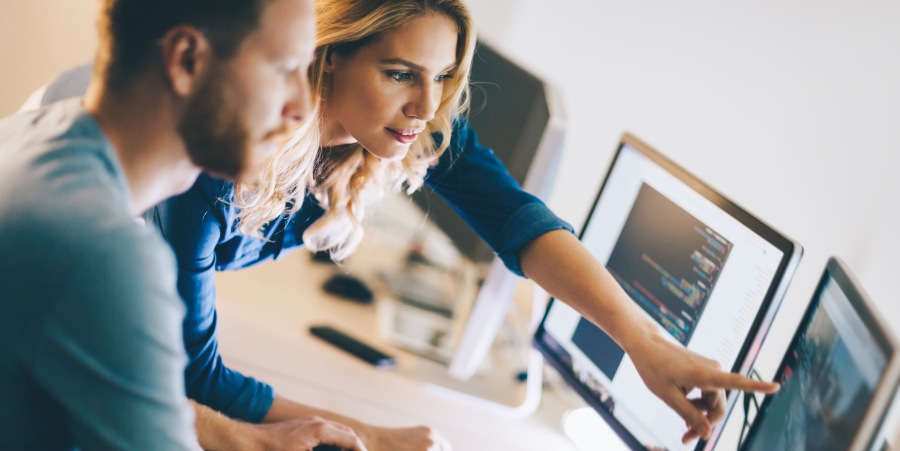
[517,230,780,444]
[627,330,779,444]
[260,396,450,451]
[360,425,451,451]
[253,415,368,451]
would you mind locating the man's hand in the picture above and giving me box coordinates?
[251,415,367,451]
[628,332,779,444]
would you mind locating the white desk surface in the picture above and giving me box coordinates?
[214,245,579,451]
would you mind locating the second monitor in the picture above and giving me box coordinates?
[740,257,900,451]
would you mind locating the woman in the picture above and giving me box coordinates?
[34,0,777,449]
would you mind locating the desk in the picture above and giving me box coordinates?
[213,244,578,451]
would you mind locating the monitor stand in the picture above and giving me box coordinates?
[376,262,546,419]
[562,406,630,450]
[350,193,546,418]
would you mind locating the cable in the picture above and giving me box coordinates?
[736,369,762,450]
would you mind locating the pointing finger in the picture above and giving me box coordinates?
[700,371,779,394]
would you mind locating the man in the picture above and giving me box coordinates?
[0,0,363,449]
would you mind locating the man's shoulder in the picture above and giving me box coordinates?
[0,100,124,213]
[42,63,92,106]
[0,101,162,281]
[0,98,97,145]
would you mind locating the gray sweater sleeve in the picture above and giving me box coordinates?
[32,228,199,451]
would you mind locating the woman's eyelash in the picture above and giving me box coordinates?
[386,71,454,83]
[387,71,412,81]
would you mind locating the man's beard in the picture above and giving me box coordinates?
[179,67,251,181]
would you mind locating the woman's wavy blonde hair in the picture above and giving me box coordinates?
[233,0,476,260]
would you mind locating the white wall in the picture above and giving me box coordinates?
[467,0,900,446]
[0,0,97,116]
[467,0,900,325]
[2,0,894,336]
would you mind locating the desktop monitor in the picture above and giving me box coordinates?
[533,133,803,450]
[405,40,565,381]
[740,257,900,451]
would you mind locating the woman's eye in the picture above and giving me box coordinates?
[387,71,413,82]
[436,74,454,83]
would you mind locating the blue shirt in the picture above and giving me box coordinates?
[0,99,198,450]
[37,64,574,424]
[147,120,573,422]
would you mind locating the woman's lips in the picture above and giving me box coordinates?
[386,127,422,144]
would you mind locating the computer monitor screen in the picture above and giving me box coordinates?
[533,133,802,450]
[741,257,900,451]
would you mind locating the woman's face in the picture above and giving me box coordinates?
[321,12,458,160]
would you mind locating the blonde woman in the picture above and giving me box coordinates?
[34,0,778,449]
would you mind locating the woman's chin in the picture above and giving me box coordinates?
[364,143,410,161]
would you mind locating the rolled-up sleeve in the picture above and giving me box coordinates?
[425,119,574,276]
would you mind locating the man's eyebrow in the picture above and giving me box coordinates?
[380,58,457,73]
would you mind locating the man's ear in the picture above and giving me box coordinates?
[158,26,213,96]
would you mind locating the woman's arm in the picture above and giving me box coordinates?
[428,119,777,443]
[149,175,276,422]
[155,176,443,450]
[519,229,779,444]
[425,119,572,276]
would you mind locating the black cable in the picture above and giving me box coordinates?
[737,369,762,450]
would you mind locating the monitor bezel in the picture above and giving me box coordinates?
[739,257,900,451]
[533,132,802,450]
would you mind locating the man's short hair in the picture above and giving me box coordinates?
[98,0,274,88]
